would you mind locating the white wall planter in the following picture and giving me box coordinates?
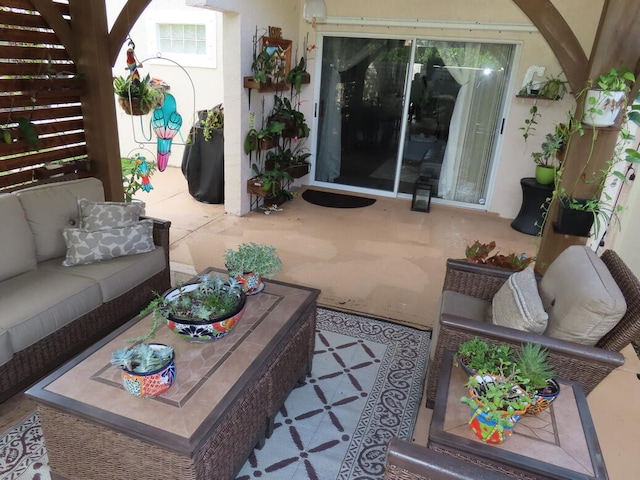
[582,89,626,127]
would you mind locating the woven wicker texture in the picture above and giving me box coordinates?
[425,251,635,407]
[596,250,640,351]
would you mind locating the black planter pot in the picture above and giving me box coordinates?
[181,124,224,204]
[555,199,594,237]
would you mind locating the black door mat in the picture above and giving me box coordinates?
[302,189,376,208]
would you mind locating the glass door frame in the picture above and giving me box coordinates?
[308,32,521,210]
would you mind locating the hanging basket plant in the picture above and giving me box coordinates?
[113,74,164,116]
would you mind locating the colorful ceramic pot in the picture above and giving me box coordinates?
[468,405,521,444]
[164,284,246,342]
[233,271,264,295]
[526,378,561,415]
[120,344,176,398]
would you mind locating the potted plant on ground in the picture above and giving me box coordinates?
[138,274,247,343]
[121,154,156,202]
[515,343,560,415]
[113,73,164,116]
[110,343,175,398]
[464,240,533,271]
[224,242,283,294]
[461,370,531,444]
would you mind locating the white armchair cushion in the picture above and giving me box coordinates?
[540,246,626,345]
[492,267,548,333]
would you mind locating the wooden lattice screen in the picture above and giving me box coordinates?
[0,0,90,193]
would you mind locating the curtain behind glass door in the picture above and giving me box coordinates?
[315,37,410,191]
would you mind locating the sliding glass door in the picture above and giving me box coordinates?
[314,36,515,207]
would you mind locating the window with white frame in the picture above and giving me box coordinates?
[145,10,217,69]
[158,24,206,55]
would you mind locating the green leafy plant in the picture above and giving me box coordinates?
[464,240,533,271]
[121,155,156,202]
[285,57,309,94]
[224,242,282,279]
[249,161,293,197]
[461,372,532,433]
[455,338,514,375]
[538,75,568,100]
[110,343,173,374]
[244,121,286,154]
[270,95,310,138]
[202,104,224,140]
[520,105,541,141]
[132,274,244,343]
[113,73,164,114]
[593,67,635,92]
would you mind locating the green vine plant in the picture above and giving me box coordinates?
[520,105,541,141]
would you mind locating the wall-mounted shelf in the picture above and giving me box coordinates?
[243,75,310,92]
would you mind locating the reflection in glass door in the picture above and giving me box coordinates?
[315,37,410,191]
[401,41,514,204]
[314,36,515,207]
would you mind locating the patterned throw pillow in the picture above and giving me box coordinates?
[62,219,155,266]
[78,198,145,231]
[492,267,548,333]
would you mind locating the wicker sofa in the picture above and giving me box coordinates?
[0,178,171,403]
[425,246,640,408]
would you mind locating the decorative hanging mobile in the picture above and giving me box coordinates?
[126,39,141,83]
[135,154,154,192]
[152,93,183,171]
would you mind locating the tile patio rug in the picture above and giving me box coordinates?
[0,308,430,480]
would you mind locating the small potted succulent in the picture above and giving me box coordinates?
[110,343,175,398]
[139,274,246,342]
[224,242,283,294]
[515,343,559,414]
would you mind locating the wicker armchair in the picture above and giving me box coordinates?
[425,249,640,408]
[384,438,513,480]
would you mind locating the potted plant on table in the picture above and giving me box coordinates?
[110,343,175,398]
[461,369,532,444]
[454,337,515,376]
[113,73,164,116]
[224,242,283,294]
[137,274,247,343]
[515,343,559,415]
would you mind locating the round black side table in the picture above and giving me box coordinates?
[511,177,553,236]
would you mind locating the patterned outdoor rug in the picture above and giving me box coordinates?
[0,308,430,480]
[237,308,430,479]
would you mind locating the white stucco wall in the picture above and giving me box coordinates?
[187,0,610,218]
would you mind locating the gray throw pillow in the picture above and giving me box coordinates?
[62,219,155,266]
[492,267,548,333]
[78,198,145,231]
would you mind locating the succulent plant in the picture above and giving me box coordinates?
[110,343,173,374]
[515,343,555,391]
[224,243,282,279]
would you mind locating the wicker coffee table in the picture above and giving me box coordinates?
[428,351,609,479]
[26,269,320,480]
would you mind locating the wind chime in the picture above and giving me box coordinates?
[118,37,185,172]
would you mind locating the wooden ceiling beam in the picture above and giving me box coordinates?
[512,0,589,93]
[108,0,152,67]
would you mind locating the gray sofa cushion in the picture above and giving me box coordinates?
[78,198,145,230]
[61,219,156,266]
[540,246,626,346]
[15,178,104,262]
[40,247,166,302]
[0,269,102,355]
[0,194,37,281]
